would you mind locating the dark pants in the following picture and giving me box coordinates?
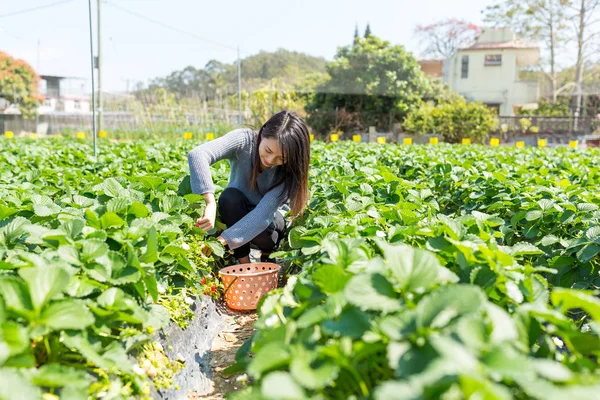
[218,187,286,259]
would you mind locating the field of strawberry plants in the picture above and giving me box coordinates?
[0,138,229,399]
[1,137,600,399]
[228,143,600,399]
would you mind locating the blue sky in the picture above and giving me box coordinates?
[1,0,496,92]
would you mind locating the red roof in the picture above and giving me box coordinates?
[462,40,537,50]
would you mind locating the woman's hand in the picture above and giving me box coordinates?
[195,202,216,231]
[195,193,217,231]
[200,236,228,257]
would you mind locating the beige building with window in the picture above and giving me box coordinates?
[445,28,540,116]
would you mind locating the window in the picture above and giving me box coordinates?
[485,54,502,66]
[73,101,81,110]
[461,55,469,79]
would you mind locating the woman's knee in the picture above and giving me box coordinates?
[218,188,245,210]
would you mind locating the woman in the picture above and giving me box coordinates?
[188,110,310,264]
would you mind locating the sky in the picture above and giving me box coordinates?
[0,0,497,93]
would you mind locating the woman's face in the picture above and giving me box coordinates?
[258,136,286,168]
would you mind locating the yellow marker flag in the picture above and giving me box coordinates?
[462,138,471,145]
[516,141,525,148]
[183,132,193,139]
[490,137,500,146]
[569,140,578,149]
[206,132,214,140]
[30,133,38,139]
[352,135,361,142]
[403,137,413,145]
[309,134,314,142]
[4,131,14,138]
[538,139,547,147]
[429,137,438,145]
[76,132,85,139]
[99,131,107,138]
[377,137,386,144]
[330,133,339,142]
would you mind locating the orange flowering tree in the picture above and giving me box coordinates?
[0,51,42,118]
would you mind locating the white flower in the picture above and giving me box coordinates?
[133,364,146,375]
[181,242,190,251]
[265,314,279,327]
[158,283,166,294]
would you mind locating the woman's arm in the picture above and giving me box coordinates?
[220,185,286,250]
[188,129,252,195]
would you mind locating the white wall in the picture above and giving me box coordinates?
[447,48,539,115]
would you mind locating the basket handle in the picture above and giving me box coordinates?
[223,275,239,295]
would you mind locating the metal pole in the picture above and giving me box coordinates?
[88,0,97,156]
[97,0,102,136]
[237,45,242,125]
[35,39,40,135]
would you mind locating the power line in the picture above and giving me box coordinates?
[0,0,76,18]
[103,0,251,56]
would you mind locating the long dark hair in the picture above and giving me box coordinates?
[249,110,310,219]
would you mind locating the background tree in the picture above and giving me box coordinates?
[306,35,431,133]
[569,0,600,116]
[0,51,41,118]
[484,0,571,103]
[414,19,482,60]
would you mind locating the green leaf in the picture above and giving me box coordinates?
[378,242,456,292]
[0,322,29,364]
[61,219,85,240]
[0,368,42,400]
[261,372,305,400]
[0,277,32,314]
[416,284,485,329]
[248,342,290,378]
[80,239,108,262]
[19,266,70,311]
[312,264,351,294]
[322,306,371,339]
[31,195,61,217]
[31,363,90,388]
[106,197,132,214]
[144,304,170,330]
[95,178,125,198]
[438,214,463,239]
[576,244,600,263]
[159,195,189,213]
[551,289,600,322]
[140,227,158,263]
[206,239,225,258]
[129,202,149,218]
[84,209,101,229]
[289,227,308,249]
[100,212,125,229]
[40,300,95,330]
[344,274,401,313]
[290,348,339,390]
[525,210,543,221]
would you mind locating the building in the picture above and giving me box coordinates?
[418,59,444,79]
[445,28,540,115]
[38,75,91,114]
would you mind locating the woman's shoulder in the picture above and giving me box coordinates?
[227,127,256,144]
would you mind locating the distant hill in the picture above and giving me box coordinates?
[142,48,328,98]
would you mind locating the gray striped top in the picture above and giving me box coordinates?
[187,128,285,249]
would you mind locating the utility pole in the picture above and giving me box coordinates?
[237,46,242,125]
[35,39,40,134]
[97,0,103,135]
[87,0,97,156]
